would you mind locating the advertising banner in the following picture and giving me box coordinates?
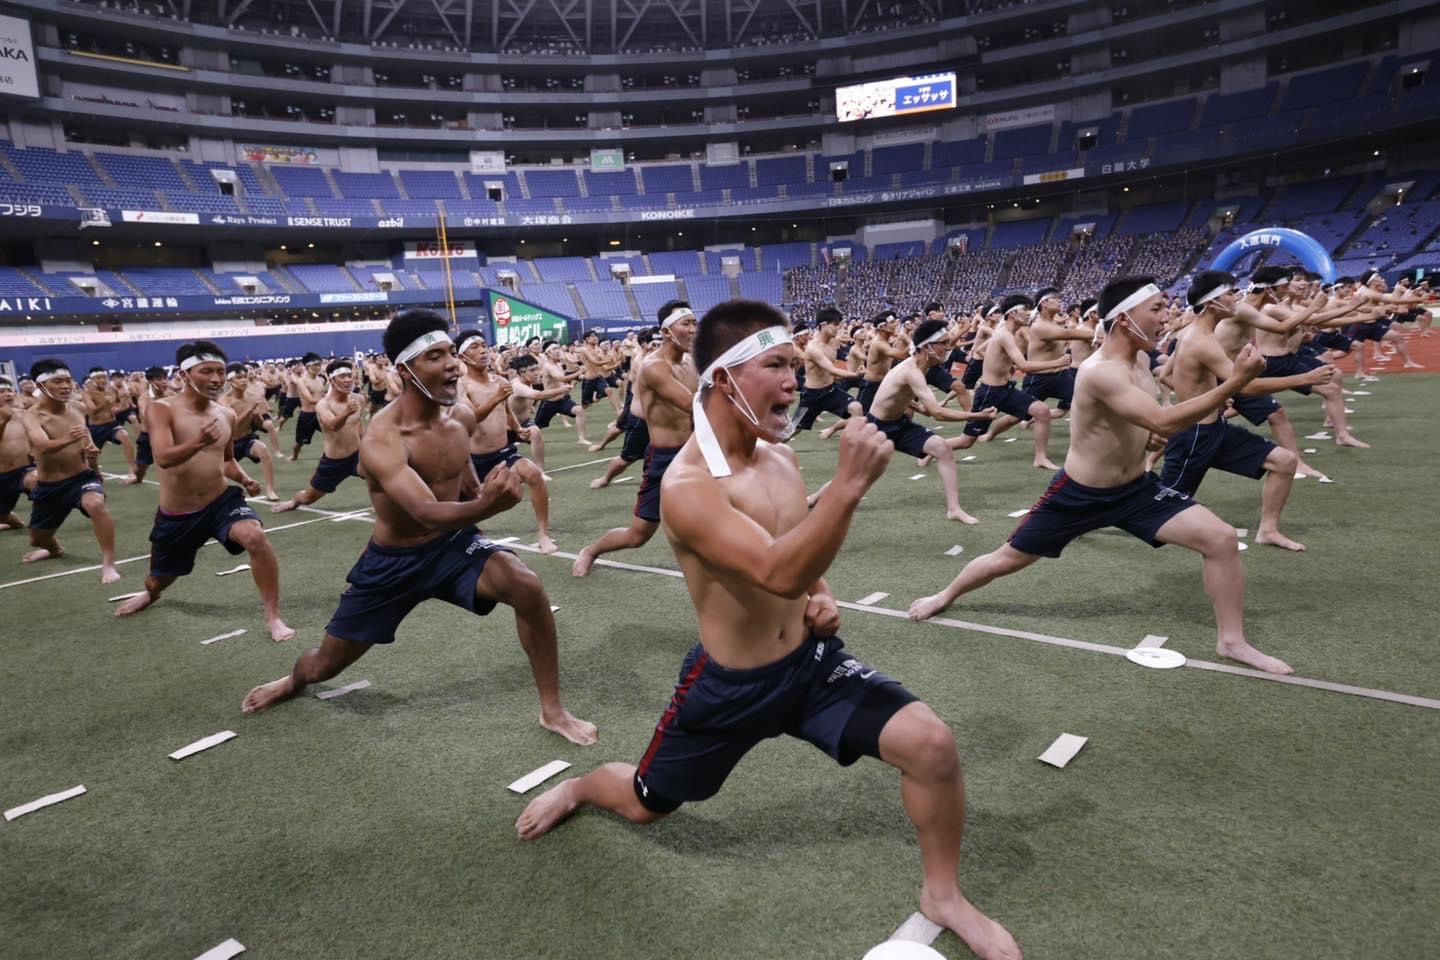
[836,73,956,122]
[240,144,320,165]
[1021,167,1085,186]
[0,14,38,99]
[489,293,569,347]
[121,210,201,225]
[404,240,478,260]
[590,148,625,172]
[983,105,1056,132]
[470,150,506,174]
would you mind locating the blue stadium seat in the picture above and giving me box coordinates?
[583,169,638,196]
[272,166,336,197]
[754,155,807,185]
[698,163,749,190]
[641,164,695,194]
[525,169,582,198]
[332,171,401,199]
[398,170,464,199]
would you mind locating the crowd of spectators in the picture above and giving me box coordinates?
[1059,234,1134,304]
[1003,242,1067,293]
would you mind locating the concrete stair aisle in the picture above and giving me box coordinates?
[567,283,588,319]
[172,159,199,191]
[193,269,223,295]
[86,155,117,188]
[623,284,642,318]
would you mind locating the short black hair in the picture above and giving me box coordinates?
[29,358,71,381]
[145,366,166,381]
[525,336,541,348]
[657,299,692,324]
[924,301,944,315]
[1033,287,1060,303]
[871,310,897,325]
[693,299,790,375]
[911,318,948,348]
[326,358,353,376]
[226,362,246,376]
[815,306,843,327]
[541,339,558,351]
[509,354,538,371]
[176,340,228,366]
[584,328,600,340]
[998,293,1033,316]
[1079,298,1098,317]
[302,351,323,364]
[1251,265,1292,289]
[383,308,449,362]
[87,366,106,377]
[455,328,485,352]
[1187,270,1237,308]
[1097,276,1158,328]
[0,376,12,389]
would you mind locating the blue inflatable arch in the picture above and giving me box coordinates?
[1209,227,1337,283]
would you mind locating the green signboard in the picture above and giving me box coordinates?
[490,292,570,346]
[590,148,625,172]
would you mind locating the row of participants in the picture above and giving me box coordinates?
[0,271,1432,960]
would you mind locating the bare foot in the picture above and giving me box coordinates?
[115,591,156,617]
[917,455,934,468]
[0,522,14,531]
[947,508,980,525]
[516,779,582,841]
[920,888,1023,960]
[589,476,610,490]
[22,547,62,563]
[271,499,299,513]
[100,564,121,584]
[1296,462,1326,479]
[571,548,597,577]
[576,438,593,446]
[265,490,280,501]
[1403,360,1424,369]
[587,442,604,452]
[119,474,140,485]
[908,593,950,621]
[1217,640,1292,674]
[540,709,598,746]
[538,532,558,555]
[1255,529,1305,552]
[267,618,296,642]
[1033,457,1060,470]
[1335,434,1370,449]
[241,675,299,714]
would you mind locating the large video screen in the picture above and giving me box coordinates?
[835,73,956,123]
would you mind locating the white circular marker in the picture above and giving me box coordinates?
[1126,647,1186,669]
[863,943,947,960]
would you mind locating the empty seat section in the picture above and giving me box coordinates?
[524,169,581,198]
[647,251,703,276]
[870,143,925,176]
[698,163,749,190]
[332,172,400,199]
[758,242,811,271]
[506,198,558,217]
[515,283,575,317]
[991,219,1051,249]
[382,199,441,218]
[574,281,635,318]
[115,268,212,297]
[684,275,732,313]
[731,185,779,204]
[96,153,189,192]
[991,124,1052,160]
[532,257,592,282]
[1280,63,1370,111]
[462,171,523,200]
[272,166,336,197]
[1199,84,1278,126]
[1265,177,1360,218]
[313,198,379,217]
[737,272,782,302]
[398,170,464,199]
[560,196,615,215]
[287,264,357,293]
[1116,201,1188,235]
[640,164,695,194]
[0,183,76,206]
[631,280,680,318]
[873,241,927,259]
[0,267,51,297]
[583,169,638,195]
[755,156,807,185]
[593,256,645,278]
[167,192,241,213]
[1126,99,1197,139]
[1,145,104,185]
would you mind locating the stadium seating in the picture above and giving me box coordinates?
[398,170,464,199]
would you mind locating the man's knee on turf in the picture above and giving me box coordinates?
[881,702,959,780]
[922,435,953,461]
[1265,446,1297,476]
[229,520,271,552]
[80,492,108,516]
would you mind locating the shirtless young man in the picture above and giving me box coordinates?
[587,330,648,454]
[277,360,302,429]
[1020,287,1093,463]
[241,310,596,746]
[130,367,169,485]
[114,342,293,640]
[223,364,281,501]
[591,328,662,489]
[578,329,622,414]
[572,303,698,577]
[792,307,858,431]
[81,366,137,482]
[364,354,393,414]
[242,362,285,457]
[951,295,1071,469]
[1161,271,1335,552]
[455,330,556,554]
[1352,269,1426,374]
[910,277,1294,675]
[0,377,38,530]
[505,355,568,474]
[19,360,119,582]
[518,300,1022,960]
[290,353,328,462]
[857,311,908,413]
[864,319,998,523]
[534,341,589,445]
[273,360,365,513]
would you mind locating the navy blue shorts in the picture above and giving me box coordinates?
[324,528,513,645]
[266,385,281,400]
[1262,353,1322,395]
[294,410,321,446]
[856,379,883,413]
[1348,321,1389,342]
[28,469,104,531]
[310,451,361,493]
[470,445,520,482]
[0,463,35,515]
[1007,469,1198,559]
[795,383,855,430]
[1230,392,1281,426]
[134,431,154,466]
[925,364,957,392]
[233,433,261,462]
[534,395,579,428]
[866,414,934,459]
[960,356,984,389]
[368,388,386,405]
[632,634,918,814]
[148,485,258,577]
[620,416,650,464]
[840,376,863,393]
[1021,368,1075,409]
[1313,330,1353,354]
[635,445,680,523]
[87,421,123,448]
[964,382,1039,437]
[581,376,610,407]
[1159,420,1276,497]
[280,396,301,417]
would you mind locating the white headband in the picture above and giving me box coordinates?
[395,330,453,364]
[330,365,353,377]
[1194,282,1233,307]
[1083,304,1099,318]
[1104,283,1162,323]
[36,369,71,384]
[694,325,794,478]
[1246,278,1288,292]
[662,307,695,329]
[180,353,225,371]
[910,327,949,354]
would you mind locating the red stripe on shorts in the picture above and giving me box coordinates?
[636,649,709,777]
[1009,471,1069,541]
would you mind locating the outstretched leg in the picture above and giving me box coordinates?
[229,520,294,640]
[1253,447,1304,551]
[516,761,661,840]
[924,436,978,525]
[80,492,120,583]
[1029,402,1061,470]
[572,517,658,577]
[590,455,636,489]
[253,443,279,500]
[513,458,556,553]
[242,631,371,713]
[909,543,1040,620]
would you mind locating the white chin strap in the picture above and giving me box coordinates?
[1104,283,1161,347]
[394,330,456,405]
[694,325,794,478]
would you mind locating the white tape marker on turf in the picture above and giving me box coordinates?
[1318,477,1335,484]
[1304,432,1331,440]
[200,629,246,646]
[889,912,943,945]
[543,457,612,474]
[854,591,889,606]
[1038,734,1088,768]
[1237,542,1249,551]
[1351,390,1373,396]
[492,536,520,544]
[169,731,237,761]
[1344,407,1355,414]
[960,455,977,462]
[909,473,927,480]
[108,591,145,603]
[550,605,561,612]
[612,476,634,484]
[945,545,964,557]
[1137,634,1169,648]
[5,784,86,822]
[1003,437,1017,443]
[215,564,251,577]
[507,760,572,794]
[1006,509,1029,518]
[1303,448,1318,454]
[316,679,370,700]
[1234,528,1248,539]
[194,938,246,960]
